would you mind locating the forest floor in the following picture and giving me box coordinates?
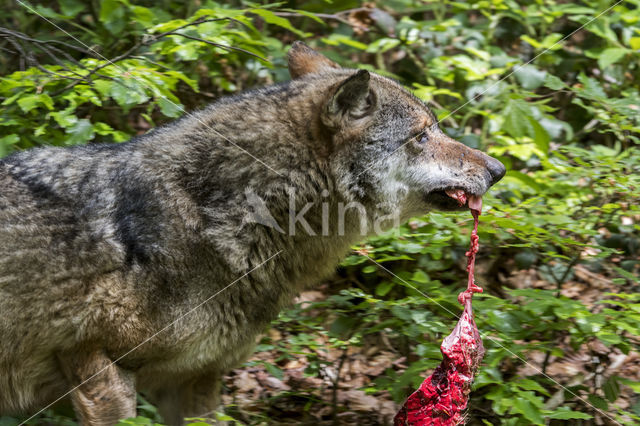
[222,264,640,425]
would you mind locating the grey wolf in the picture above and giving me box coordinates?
[0,42,505,425]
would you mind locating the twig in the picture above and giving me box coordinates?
[0,29,87,76]
[542,350,551,375]
[166,33,267,61]
[1,15,268,97]
[331,348,349,425]
[5,38,86,82]
[151,16,248,39]
[69,16,266,89]
[274,8,392,36]
[0,27,91,54]
[275,11,353,27]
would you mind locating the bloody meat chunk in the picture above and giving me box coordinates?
[395,196,485,426]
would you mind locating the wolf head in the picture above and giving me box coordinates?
[288,42,505,220]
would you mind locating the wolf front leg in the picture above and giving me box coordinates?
[56,349,137,426]
[151,371,224,426]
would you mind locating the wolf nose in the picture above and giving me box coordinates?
[486,157,506,185]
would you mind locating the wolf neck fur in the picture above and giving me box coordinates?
[148,79,367,288]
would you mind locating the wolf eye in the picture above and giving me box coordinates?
[415,131,429,144]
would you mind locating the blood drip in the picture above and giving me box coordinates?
[459,209,483,305]
[394,202,485,426]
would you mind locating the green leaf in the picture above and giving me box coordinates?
[512,398,544,424]
[501,98,550,153]
[93,122,129,143]
[375,281,394,296]
[262,362,284,380]
[547,409,593,420]
[49,110,78,128]
[322,34,368,50]
[544,74,566,90]
[0,134,20,146]
[280,8,325,24]
[576,74,607,100]
[150,19,189,34]
[557,5,595,14]
[0,416,21,426]
[93,80,113,98]
[502,99,531,138]
[598,48,628,69]
[597,331,622,346]
[464,46,491,61]
[362,265,377,274]
[514,65,547,90]
[99,0,127,34]
[603,376,621,402]
[164,71,198,92]
[619,377,640,392]
[528,116,550,153]
[540,117,572,141]
[521,33,563,50]
[366,38,401,54]
[59,0,85,17]
[32,5,62,19]
[65,119,94,145]
[17,94,54,112]
[216,412,237,421]
[131,6,155,27]
[329,315,357,339]
[250,9,307,37]
[515,378,550,396]
[583,18,620,45]
[588,394,609,410]
[116,416,161,425]
[0,134,20,157]
[413,84,463,102]
[157,97,183,118]
[110,80,149,108]
[411,270,430,283]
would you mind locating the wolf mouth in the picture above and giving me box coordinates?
[426,188,482,212]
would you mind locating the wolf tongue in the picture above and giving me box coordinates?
[468,195,482,213]
[445,190,482,213]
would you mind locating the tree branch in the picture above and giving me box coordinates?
[167,32,266,61]
[0,15,268,97]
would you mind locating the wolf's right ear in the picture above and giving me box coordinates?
[323,70,375,128]
[288,41,340,78]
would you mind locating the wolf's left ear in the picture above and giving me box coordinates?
[288,41,340,78]
[325,70,375,123]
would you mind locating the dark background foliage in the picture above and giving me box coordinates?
[0,0,639,424]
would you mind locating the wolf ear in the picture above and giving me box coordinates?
[288,41,340,78]
[324,69,375,123]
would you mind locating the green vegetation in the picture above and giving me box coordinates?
[1,0,639,424]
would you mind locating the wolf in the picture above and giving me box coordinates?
[0,42,505,425]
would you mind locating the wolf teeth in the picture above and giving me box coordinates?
[445,188,467,206]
